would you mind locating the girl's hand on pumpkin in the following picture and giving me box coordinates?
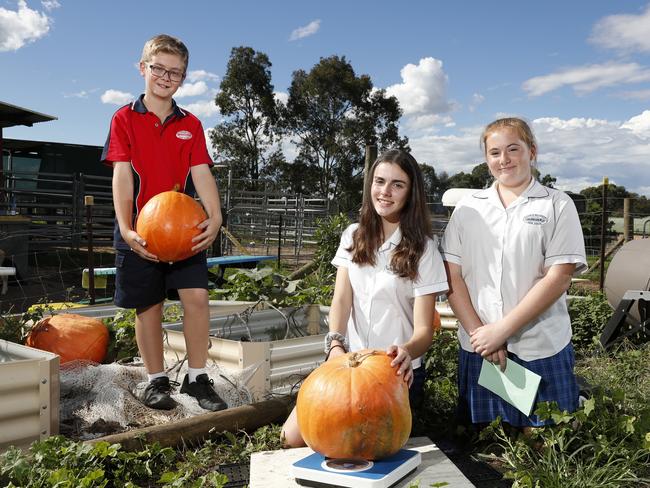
[469,323,508,359]
[123,229,159,261]
[191,217,221,252]
[386,345,413,386]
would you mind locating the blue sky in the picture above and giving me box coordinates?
[1,0,649,196]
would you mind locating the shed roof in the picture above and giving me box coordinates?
[0,101,57,129]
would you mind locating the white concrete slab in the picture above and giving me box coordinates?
[250,436,475,487]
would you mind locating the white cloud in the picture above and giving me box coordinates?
[615,89,650,101]
[41,0,60,11]
[100,89,133,105]
[405,114,455,132]
[277,135,299,162]
[175,81,209,98]
[64,89,93,99]
[386,57,453,117]
[409,126,483,171]
[181,99,219,118]
[407,113,650,196]
[186,70,219,83]
[468,93,485,112]
[274,91,289,106]
[522,62,650,97]
[590,4,650,53]
[530,116,650,193]
[289,19,320,41]
[621,110,650,138]
[0,0,51,51]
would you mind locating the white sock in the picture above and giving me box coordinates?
[148,371,167,382]
[188,367,206,383]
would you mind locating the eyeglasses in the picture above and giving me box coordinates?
[148,64,185,82]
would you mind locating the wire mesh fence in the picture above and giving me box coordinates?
[1,170,649,313]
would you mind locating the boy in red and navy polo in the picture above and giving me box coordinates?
[102,34,226,412]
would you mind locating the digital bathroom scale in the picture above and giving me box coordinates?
[292,449,421,488]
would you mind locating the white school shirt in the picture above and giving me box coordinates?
[441,179,587,361]
[332,224,449,369]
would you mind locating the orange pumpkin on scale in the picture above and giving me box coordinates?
[135,186,207,263]
[296,349,412,460]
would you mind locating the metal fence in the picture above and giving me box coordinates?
[2,170,648,278]
[224,187,330,265]
[1,171,114,250]
[0,170,331,265]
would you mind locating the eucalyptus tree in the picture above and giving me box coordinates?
[211,46,280,183]
[283,55,407,209]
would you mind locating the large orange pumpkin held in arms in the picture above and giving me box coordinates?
[26,313,109,364]
[296,349,412,460]
[135,187,207,263]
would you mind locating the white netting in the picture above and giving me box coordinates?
[59,359,258,440]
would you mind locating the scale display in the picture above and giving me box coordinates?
[292,449,421,488]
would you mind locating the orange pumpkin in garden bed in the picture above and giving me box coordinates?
[296,349,412,460]
[26,313,109,364]
[135,189,207,263]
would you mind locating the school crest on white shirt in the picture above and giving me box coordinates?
[523,213,548,225]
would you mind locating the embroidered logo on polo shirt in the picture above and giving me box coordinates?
[176,130,192,140]
[523,213,548,225]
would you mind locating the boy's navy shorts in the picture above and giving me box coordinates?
[114,250,208,309]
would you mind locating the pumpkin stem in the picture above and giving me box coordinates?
[348,350,378,368]
[172,184,181,192]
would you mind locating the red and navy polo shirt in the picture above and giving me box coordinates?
[101,94,213,249]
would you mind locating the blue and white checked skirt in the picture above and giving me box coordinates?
[457,343,579,427]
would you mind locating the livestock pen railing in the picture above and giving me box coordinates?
[0,171,114,250]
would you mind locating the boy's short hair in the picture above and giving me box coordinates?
[141,34,189,72]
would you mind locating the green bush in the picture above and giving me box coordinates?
[568,292,613,353]
[0,437,226,488]
[0,426,284,487]
[209,214,350,307]
[312,213,351,269]
[479,344,650,487]
[0,306,56,344]
[479,395,650,487]
[413,331,459,439]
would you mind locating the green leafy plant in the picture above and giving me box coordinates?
[103,309,139,362]
[576,343,650,425]
[479,344,650,487]
[0,307,46,344]
[413,331,460,439]
[479,397,650,487]
[568,292,613,353]
[211,264,333,308]
[103,304,185,362]
[209,214,348,307]
[0,425,285,487]
[0,437,218,488]
[312,213,351,269]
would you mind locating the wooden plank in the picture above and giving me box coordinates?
[585,235,624,274]
[85,396,293,451]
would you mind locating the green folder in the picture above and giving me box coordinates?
[478,359,541,416]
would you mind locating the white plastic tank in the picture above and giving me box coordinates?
[604,239,650,320]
